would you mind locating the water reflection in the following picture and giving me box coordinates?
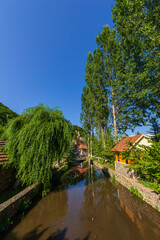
[2,165,160,240]
[80,166,160,240]
[3,190,68,240]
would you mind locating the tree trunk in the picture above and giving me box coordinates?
[98,124,100,161]
[112,90,118,142]
[101,125,106,148]
[88,134,90,157]
[90,124,93,157]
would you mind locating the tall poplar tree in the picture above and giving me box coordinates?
[112,0,160,118]
[96,25,145,140]
[92,48,109,147]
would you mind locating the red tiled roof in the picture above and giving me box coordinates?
[76,167,87,176]
[112,134,144,152]
[75,140,87,150]
[0,140,8,164]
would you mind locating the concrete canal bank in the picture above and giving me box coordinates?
[0,183,41,222]
[93,161,160,212]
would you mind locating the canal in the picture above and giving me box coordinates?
[2,166,160,240]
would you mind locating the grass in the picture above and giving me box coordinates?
[111,174,119,186]
[91,157,115,170]
[130,186,143,199]
[156,205,159,211]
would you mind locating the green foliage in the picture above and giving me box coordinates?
[156,206,159,211]
[148,118,160,142]
[138,180,160,194]
[20,200,32,211]
[4,105,72,191]
[81,0,159,148]
[0,125,5,139]
[61,164,69,173]
[0,217,13,232]
[112,0,160,117]
[71,125,86,140]
[0,102,18,126]
[92,129,115,164]
[122,140,160,185]
[112,174,115,181]
[130,187,143,199]
[66,144,77,165]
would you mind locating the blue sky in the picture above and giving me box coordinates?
[0,0,150,134]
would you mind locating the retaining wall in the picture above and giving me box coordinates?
[93,161,160,212]
[0,183,41,222]
[115,161,138,179]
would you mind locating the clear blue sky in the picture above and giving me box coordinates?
[0,0,115,124]
[0,0,149,134]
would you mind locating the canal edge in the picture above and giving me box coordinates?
[93,161,160,212]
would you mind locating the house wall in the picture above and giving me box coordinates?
[115,152,127,164]
[136,137,152,148]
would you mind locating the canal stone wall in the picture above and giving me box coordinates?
[115,161,138,179]
[93,161,160,212]
[0,183,41,222]
[0,165,15,193]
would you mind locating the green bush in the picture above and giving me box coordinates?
[138,180,160,193]
[122,140,160,186]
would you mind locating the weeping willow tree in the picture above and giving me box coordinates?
[5,105,72,192]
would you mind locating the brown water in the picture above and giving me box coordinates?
[2,166,160,240]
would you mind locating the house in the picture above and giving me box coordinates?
[112,134,151,164]
[0,140,8,165]
[75,139,87,157]
[112,134,152,178]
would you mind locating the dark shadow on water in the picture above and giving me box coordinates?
[1,225,49,240]
[47,228,91,240]
[46,228,68,240]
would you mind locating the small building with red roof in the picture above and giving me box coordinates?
[112,134,152,178]
[0,140,8,165]
[112,134,151,164]
[75,139,87,156]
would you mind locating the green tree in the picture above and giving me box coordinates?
[81,49,109,154]
[71,125,86,141]
[5,105,71,192]
[96,25,145,140]
[92,48,109,148]
[122,140,160,191]
[0,102,18,126]
[81,52,95,156]
[81,86,94,156]
[148,118,160,142]
[112,0,160,117]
